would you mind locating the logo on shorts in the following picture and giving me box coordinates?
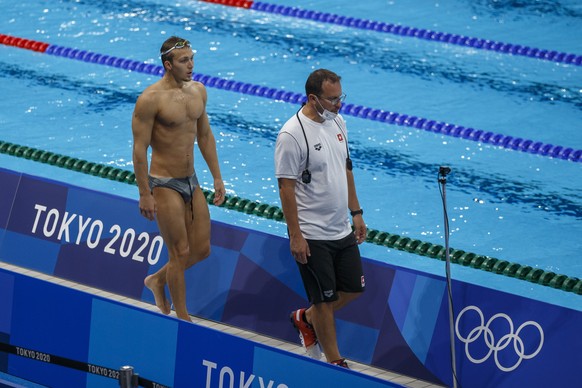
[323,290,334,298]
[361,276,365,287]
[314,143,322,151]
[337,133,344,142]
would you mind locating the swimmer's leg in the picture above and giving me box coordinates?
[152,187,193,322]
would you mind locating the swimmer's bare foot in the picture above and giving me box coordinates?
[177,313,193,323]
[144,275,171,315]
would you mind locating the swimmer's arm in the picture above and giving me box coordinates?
[131,93,156,197]
[195,84,225,205]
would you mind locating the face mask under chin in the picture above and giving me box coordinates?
[315,98,338,121]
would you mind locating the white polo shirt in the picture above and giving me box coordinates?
[274,110,352,240]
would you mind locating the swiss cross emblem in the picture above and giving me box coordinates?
[337,133,344,142]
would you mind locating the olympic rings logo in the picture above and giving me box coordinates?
[455,305,544,372]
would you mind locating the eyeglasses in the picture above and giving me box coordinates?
[317,93,346,105]
[160,40,192,57]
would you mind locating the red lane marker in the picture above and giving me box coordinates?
[0,34,49,52]
[200,0,254,9]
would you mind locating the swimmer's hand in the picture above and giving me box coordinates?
[139,193,156,221]
[213,178,226,206]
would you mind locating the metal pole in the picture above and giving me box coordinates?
[119,365,135,388]
[439,166,457,388]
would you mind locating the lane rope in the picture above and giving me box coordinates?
[1,139,580,296]
[1,34,580,163]
[200,0,582,67]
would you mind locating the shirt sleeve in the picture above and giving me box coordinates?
[274,131,304,179]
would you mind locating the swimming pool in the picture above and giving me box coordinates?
[1,0,581,309]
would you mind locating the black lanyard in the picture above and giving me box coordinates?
[295,109,352,184]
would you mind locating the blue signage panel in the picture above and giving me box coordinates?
[0,168,20,231]
[7,273,92,387]
[1,172,165,298]
[1,169,581,387]
[0,268,404,388]
[452,281,581,387]
[88,299,179,387]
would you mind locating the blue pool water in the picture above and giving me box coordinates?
[0,0,581,309]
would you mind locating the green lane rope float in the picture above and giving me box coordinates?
[1,140,580,296]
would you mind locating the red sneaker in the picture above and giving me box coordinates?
[331,358,350,369]
[290,308,322,359]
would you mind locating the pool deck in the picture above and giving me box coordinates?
[0,261,445,388]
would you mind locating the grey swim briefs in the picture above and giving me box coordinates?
[148,172,199,203]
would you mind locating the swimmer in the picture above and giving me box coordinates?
[131,36,226,321]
